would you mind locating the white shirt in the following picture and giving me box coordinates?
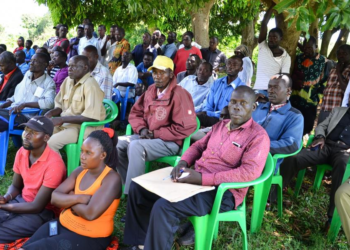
[179,41,202,50]
[78,36,102,60]
[113,63,138,98]
[254,41,291,90]
[105,41,117,67]
[7,71,56,110]
[98,36,107,64]
[341,79,350,107]
[238,57,254,87]
[179,75,214,112]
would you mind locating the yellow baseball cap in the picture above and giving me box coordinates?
[148,55,174,72]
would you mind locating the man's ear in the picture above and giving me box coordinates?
[44,134,50,143]
[169,70,174,79]
[252,102,257,112]
[287,87,292,96]
[239,66,243,72]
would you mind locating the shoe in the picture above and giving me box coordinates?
[177,221,192,237]
[177,225,195,246]
[120,215,126,223]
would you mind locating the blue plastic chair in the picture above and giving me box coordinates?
[0,108,41,175]
[112,87,135,122]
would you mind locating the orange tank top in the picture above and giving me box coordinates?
[60,166,120,238]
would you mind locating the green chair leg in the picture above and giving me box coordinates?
[121,185,126,200]
[313,165,331,191]
[294,169,306,197]
[328,209,342,242]
[64,144,79,176]
[189,215,210,250]
[272,175,283,218]
[213,222,219,240]
[236,211,248,250]
[250,175,273,233]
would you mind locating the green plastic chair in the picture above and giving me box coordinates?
[188,153,274,250]
[293,134,350,242]
[64,99,118,175]
[125,116,200,171]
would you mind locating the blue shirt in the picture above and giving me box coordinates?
[136,62,154,86]
[203,76,245,118]
[22,48,35,62]
[252,101,304,171]
[16,63,29,75]
[162,43,177,59]
[132,44,157,66]
[180,75,214,112]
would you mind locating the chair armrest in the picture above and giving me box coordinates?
[8,108,41,131]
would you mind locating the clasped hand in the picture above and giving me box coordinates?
[171,160,202,185]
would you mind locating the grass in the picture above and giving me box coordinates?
[1,139,350,250]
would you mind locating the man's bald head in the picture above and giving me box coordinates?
[68,55,90,81]
[0,51,16,74]
[234,85,257,104]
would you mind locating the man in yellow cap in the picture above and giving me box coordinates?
[116,55,197,197]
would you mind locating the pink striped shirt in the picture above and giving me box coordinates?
[181,118,270,208]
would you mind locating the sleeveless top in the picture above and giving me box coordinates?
[60,166,120,238]
[54,38,70,54]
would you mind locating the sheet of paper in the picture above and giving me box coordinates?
[132,167,215,202]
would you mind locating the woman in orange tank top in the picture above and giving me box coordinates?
[21,129,122,250]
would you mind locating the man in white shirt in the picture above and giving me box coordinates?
[83,45,113,100]
[97,25,107,64]
[113,51,138,102]
[234,44,253,86]
[0,53,56,132]
[254,3,291,94]
[78,23,101,60]
[179,62,214,112]
[103,25,118,67]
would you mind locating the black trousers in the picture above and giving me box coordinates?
[123,182,235,250]
[293,104,317,135]
[280,140,350,217]
[0,109,28,132]
[197,112,219,128]
[22,219,111,250]
[0,195,54,243]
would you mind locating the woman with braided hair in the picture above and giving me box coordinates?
[21,128,121,250]
[234,44,254,87]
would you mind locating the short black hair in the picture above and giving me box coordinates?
[35,52,50,65]
[98,24,106,30]
[271,73,293,88]
[111,24,118,29]
[54,50,68,61]
[306,36,317,46]
[189,54,201,66]
[0,51,16,65]
[36,47,50,60]
[26,40,33,46]
[85,23,94,29]
[227,55,243,67]
[0,44,7,51]
[200,61,213,72]
[88,130,118,171]
[60,24,68,29]
[83,45,98,56]
[72,55,90,67]
[116,27,125,35]
[269,27,283,38]
[144,32,151,38]
[161,34,166,39]
[18,36,25,44]
[185,31,194,40]
[210,37,219,43]
[15,50,26,59]
[338,44,350,54]
[0,47,4,54]
[144,51,154,60]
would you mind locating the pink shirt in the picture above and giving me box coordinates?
[181,118,270,207]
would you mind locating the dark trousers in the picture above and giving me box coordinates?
[0,195,54,243]
[22,219,111,250]
[0,109,28,132]
[294,105,317,135]
[197,112,219,128]
[280,140,350,217]
[124,182,235,250]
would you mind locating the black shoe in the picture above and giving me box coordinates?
[177,221,192,237]
[120,215,126,223]
[177,224,195,246]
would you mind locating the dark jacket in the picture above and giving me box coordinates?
[0,67,24,101]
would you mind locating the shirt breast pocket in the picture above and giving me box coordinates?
[62,94,70,110]
[220,142,244,165]
[72,95,84,114]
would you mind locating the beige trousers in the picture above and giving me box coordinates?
[47,126,80,152]
[335,180,350,245]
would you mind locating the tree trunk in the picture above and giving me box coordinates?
[241,19,258,57]
[320,29,333,56]
[328,28,350,60]
[309,18,319,41]
[275,12,301,70]
[191,0,216,48]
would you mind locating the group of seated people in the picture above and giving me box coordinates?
[1,7,350,249]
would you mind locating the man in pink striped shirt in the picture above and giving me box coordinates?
[123,86,270,250]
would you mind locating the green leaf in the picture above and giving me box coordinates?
[274,0,298,13]
[316,1,327,17]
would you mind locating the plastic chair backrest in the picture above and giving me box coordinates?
[75,99,118,152]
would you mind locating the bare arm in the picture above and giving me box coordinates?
[51,115,97,127]
[0,173,54,214]
[258,3,276,43]
[0,101,12,109]
[44,107,63,118]
[70,171,121,221]
[51,167,91,208]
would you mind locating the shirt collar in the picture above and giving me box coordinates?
[92,61,102,74]
[27,72,47,83]
[225,118,253,131]
[224,76,241,89]
[20,144,51,165]
[195,75,214,87]
[75,72,91,86]
[4,67,17,80]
